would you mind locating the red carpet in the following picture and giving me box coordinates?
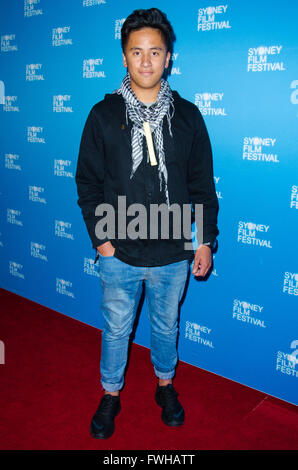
[0,287,297,450]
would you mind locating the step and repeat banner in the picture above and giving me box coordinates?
[0,0,297,405]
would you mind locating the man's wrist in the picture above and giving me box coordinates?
[199,239,217,253]
[97,241,115,257]
[198,243,211,251]
[97,240,111,251]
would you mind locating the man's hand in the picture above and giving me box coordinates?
[97,241,115,257]
[192,244,212,277]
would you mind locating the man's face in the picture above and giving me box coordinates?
[122,27,171,99]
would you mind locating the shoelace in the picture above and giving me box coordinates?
[159,386,179,410]
[96,395,119,416]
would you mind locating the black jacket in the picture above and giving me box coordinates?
[75,91,219,267]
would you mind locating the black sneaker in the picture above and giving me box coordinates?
[155,383,184,426]
[90,394,121,439]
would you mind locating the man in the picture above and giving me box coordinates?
[75,8,219,439]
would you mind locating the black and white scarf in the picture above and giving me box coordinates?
[115,73,174,207]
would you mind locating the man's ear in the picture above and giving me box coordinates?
[165,51,171,69]
[122,52,127,68]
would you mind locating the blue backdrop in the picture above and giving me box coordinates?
[1,0,297,406]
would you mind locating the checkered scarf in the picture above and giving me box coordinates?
[115,73,174,207]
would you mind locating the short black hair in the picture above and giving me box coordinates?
[121,8,176,54]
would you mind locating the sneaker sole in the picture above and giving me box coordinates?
[161,414,184,426]
[89,405,121,439]
[155,395,184,426]
[90,424,114,439]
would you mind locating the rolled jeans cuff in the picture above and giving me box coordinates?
[101,379,123,393]
[154,366,175,380]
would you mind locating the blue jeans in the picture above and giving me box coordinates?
[98,254,189,392]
